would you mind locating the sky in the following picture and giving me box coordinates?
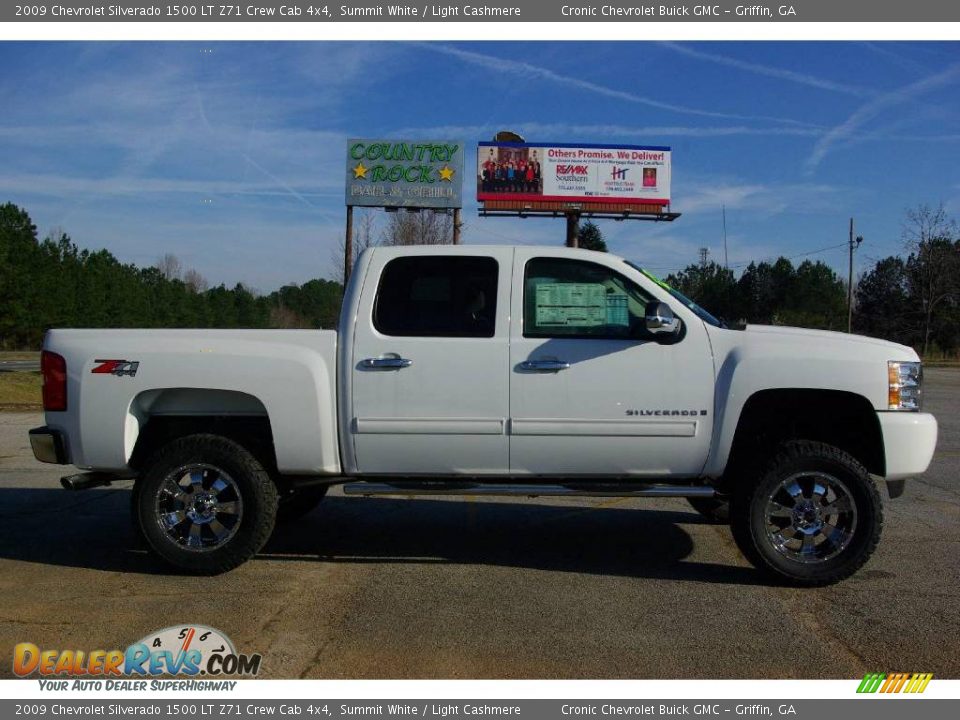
[0,41,958,291]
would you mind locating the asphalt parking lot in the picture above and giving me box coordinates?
[0,369,957,679]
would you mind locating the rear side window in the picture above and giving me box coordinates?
[374,256,499,337]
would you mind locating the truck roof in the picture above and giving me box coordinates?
[366,244,617,259]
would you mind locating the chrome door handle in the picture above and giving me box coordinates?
[520,359,570,372]
[362,357,413,370]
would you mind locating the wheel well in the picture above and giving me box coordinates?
[129,415,277,477]
[725,389,885,486]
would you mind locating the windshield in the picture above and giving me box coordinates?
[625,261,725,329]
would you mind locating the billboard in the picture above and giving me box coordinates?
[346,139,464,209]
[477,142,671,206]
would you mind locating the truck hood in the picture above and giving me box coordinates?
[743,324,919,360]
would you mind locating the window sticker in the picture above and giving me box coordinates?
[605,294,629,326]
[534,283,607,327]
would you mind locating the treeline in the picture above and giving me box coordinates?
[855,205,959,356]
[2,201,958,356]
[665,258,848,331]
[0,203,343,349]
[664,204,960,356]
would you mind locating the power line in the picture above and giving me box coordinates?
[642,241,849,273]
[729,240,849,269]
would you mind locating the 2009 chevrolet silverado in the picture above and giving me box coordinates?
[29,245,938,584]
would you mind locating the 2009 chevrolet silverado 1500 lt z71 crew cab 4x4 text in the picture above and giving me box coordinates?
[29,246,938,584]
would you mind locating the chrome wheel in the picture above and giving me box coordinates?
[155,464,243,552]
[764,471,857,564]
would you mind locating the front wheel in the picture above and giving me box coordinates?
[134,434,278,574]
[730,440,882,586]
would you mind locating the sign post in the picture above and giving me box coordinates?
[566,213,579,248]
[344,205,354,285]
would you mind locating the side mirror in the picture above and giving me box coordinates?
[645,301,681,337]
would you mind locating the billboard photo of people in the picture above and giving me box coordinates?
[478,144,543,197]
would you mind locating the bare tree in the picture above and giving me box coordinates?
[381,209,454,247]
[902,203,959,356]
[156,253,182,281]
[269,304,309,329]
[902,203,955,250]
[331,209,378,284]
[183,268,209,294]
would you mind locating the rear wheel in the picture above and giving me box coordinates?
[730,440,882,586]
[135,434,277,574]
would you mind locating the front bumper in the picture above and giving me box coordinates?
[29,426,68,465]
[877,412,938,481]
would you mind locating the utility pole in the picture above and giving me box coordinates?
[847,217,863,333]
[722,204,729,270]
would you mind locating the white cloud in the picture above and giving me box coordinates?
[414,43,820,128]
[675,180,844,217]
[0,172,342,200]
[806,62,960,171]
[393,122,822,141]
[659,42,874,97]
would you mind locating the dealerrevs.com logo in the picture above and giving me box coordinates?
[14,625,261,689]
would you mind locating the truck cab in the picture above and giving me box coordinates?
[343,245,714,478]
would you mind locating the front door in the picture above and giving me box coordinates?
[508,249,715,478]
[351,248,512,475]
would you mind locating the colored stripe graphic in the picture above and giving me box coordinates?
[858,672,933,693]
[908,674,934,693]
[857,673,885,693]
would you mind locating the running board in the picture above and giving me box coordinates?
[342,482,715,498]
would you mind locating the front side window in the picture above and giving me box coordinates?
[524,257,655,339]
[374,256,498,337]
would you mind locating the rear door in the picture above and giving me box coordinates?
[350,248,512,475]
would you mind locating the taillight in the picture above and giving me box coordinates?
[41,351,67,412]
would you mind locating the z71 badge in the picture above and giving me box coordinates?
[91,359,140,377]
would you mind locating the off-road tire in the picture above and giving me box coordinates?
[135,434,278,574]
[730,440,882,586]
[686,496,729,524]
[276,484,329,523]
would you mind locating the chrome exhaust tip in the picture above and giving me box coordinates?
[60,473,115,491]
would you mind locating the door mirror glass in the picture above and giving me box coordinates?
[645,301,681,337]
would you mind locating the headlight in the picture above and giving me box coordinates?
[888,361,922,411]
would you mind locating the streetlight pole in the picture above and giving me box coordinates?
[847,218,863,334]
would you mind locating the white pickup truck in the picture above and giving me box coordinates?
[30,245,938,584]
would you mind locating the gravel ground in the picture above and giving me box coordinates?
[0,369,957,679]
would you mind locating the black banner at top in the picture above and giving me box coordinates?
[3,0,960,23]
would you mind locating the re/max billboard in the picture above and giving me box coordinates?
[477,142,671,205]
